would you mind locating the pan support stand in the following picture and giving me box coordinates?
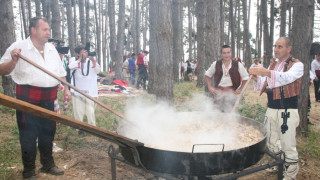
[107,144,186,180]
[107,145,283,180]
[209,150,284,180]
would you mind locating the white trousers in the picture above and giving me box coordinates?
[265,108,299,179]
[72,95,96,126]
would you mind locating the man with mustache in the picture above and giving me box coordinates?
[249,37,303,180]
[0,17,70,179]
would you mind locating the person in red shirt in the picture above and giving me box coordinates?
[136,50,149,90]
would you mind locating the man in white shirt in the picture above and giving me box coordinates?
[250,37,303,180]
[69,45,101,135]
[0,17,70,179]
[311,54,320,102]
[205,45,249,112]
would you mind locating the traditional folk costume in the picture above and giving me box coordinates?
[261,57,303,180]
[311,59,320,101]
[0,37,66,178]
[205,59,249,112]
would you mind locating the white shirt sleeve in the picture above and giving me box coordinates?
[238,62,249,81]
[93,62,101,74]
[310,70,316,82]
[311,60,317,75]
[205,61,217,78]
[68,57,79,70]
[267,62,304,88]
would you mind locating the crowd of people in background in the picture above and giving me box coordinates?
[1,15,320,180]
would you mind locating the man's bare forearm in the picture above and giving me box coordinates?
[0,60,16,76]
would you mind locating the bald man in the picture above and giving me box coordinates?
[250,37,303,180]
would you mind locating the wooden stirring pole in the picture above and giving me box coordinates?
[231,75,253,113]
[19,54,126,120]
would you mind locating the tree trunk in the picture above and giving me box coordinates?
[79,0,86,44]
[229,0,235,55]
[236,0,240,58]
[258,5,262,59]
[108,0,116,63]
[248,0,251,24]
[188,0,193,60]
[255,0,260,58]
[288,0,292,37]
[290,0,314,136]
[280,0,287,36]
[20,0,28,38]
[0,0,16,97]
[204,0,220,93]
[172,0,182,83]
[143,2,148,51]
[149,0,174,103]
[51,0,61,40]
[94,0,101,65]
[243,0,252,68]
[270,0,275,51]
[220,0,224,46]
[104,1,110,72]
[85,0,90,43]
[196,0,206,88]
[61,4,66,41]
[261,0,272,67]
[132,0,136,55]
[102,0,106,72]
[73,0,78,46]
[41,0,47,17]
[27,0,31,22]
[114,0,125,79]
[65,0,75,56]
[126,0,135,54]
[180,1,184,62]
[135,0,141,54]
[46,0,51,25]
[35,0,41,17]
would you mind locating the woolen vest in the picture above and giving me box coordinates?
[214,59,241,90]
[137,54,145,65]
[265,57,302,100]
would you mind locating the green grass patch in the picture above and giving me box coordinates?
[298,130,320,158]
[238,100,267,123]
[0,129,21,179]
[174,81,203,103]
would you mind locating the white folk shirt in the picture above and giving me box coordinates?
[205,61,249,87]
[0,37,66,87]
[267,59,304,89]
[68,57,101,98]
[311,59,320,76]
[143,55,149,66]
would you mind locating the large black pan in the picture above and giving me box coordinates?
[120,113,266,176]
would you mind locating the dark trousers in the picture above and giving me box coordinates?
[129,69,136,85]
[136,65,147,89]
[314,76,320,101]
[16,101,56,178]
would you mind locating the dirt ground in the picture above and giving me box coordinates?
[3,81,320,180]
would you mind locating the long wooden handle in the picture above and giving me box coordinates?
[19,54,126,119]
[0,93,143,147]
[231,75,253,113]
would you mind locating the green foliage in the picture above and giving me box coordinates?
[10,123,19,136]
[238,99,267,123]
[0,126,21,179]
[298,130,320,158]
[0,105,16,117]
[174,81,202,102]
